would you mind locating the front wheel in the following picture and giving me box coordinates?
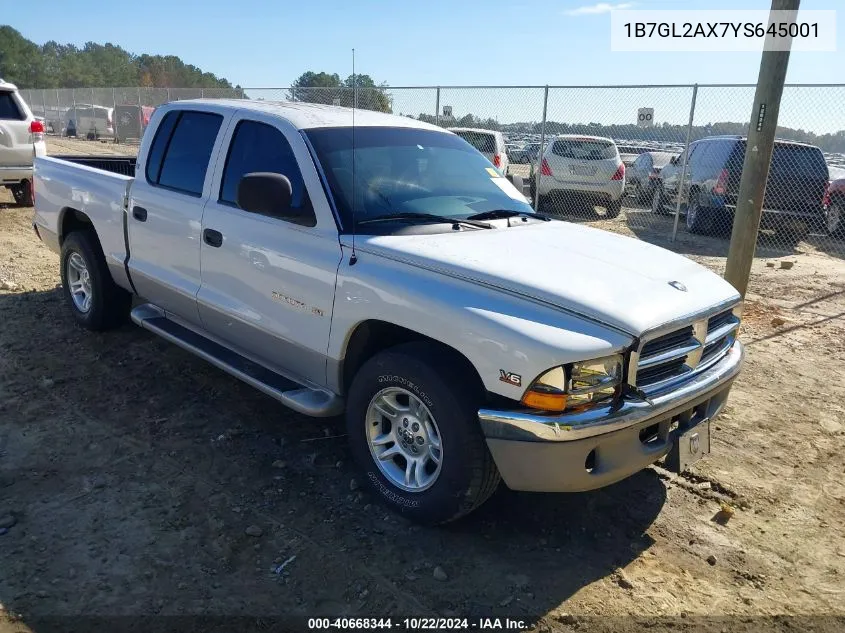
[826,202,844,237]
[345,342,500,524]
[651,184,666,214]
[685,193,715,235]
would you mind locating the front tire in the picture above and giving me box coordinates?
[827,202,844,237]
[685,193,715,235]
[60,230,131,331]
[651,184,666,214]
[346,342,500,524]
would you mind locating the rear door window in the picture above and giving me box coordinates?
[0,91,24,120]
[691,140,736,175]
[148,110,223,196]
[453,131,495,154]
[770,144,828,178]
[551,139,617,160]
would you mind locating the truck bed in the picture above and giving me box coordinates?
[33,154,135,291]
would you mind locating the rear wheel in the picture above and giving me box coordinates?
[606,198,622,219]
[10,181,33,207]
[60,231,131,331]
[345,342,500,524]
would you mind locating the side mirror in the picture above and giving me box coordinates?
[237,172,293,217]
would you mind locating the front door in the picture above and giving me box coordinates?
[197,114,342,387]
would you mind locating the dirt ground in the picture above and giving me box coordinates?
[1,138,844,632]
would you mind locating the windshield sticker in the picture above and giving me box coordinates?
[485,167,501,178]
[491,177,529,202]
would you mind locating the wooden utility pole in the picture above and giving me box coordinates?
[724,0,799,297]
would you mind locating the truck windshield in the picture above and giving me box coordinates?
[303,126,533,232]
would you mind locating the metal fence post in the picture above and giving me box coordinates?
[533,85,549,210]
[201,88,204,99]
[435,87,441,126]
[138,87,142,109]
[671,84,699,241]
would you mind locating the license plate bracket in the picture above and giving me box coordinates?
[665,419,711,473]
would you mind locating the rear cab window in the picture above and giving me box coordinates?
[145,109,223,196]
[552,138,617,160]
[453,131,496,154]
[769,143,829,179]
[0,91,25,120]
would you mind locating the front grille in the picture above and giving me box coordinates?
[640,326,694,358]
[634,307,739,394]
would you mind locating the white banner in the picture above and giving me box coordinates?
[610,10,836,52]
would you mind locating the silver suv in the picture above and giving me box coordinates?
[0,79,46,206]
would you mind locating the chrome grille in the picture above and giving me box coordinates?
[632,308,739,394]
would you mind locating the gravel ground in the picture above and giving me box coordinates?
[0,139,844,632]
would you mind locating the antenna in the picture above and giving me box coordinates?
[349,48,358,266]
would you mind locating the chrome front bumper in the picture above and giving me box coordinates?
[479,341,744,492]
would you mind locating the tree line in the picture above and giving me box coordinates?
[0,26,237,89]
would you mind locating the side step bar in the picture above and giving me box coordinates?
[131,304,344,418]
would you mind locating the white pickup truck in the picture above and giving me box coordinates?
[32,100,744,524]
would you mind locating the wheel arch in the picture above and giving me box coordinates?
[58,207,96,246]
[339,320,485,399]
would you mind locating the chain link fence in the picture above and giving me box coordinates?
[15,84,845,258]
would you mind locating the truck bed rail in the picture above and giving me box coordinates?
[49,155,137,177]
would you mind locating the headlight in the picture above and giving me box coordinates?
[521,354,623,412]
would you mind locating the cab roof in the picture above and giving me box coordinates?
[171,98,445,132]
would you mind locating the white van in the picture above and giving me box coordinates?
[64,104,114,140]
[449,127,509,176]
[0,79,46,206]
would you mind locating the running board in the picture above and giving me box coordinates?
[130,304,343,418]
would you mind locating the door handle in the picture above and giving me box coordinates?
[132,206,147,222]
[203,228,223,248]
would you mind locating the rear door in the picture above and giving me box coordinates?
[127,107,228,326]
[545,137,619,186]
[0,89,32,169]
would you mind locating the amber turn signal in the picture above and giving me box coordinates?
[521,390,568,412]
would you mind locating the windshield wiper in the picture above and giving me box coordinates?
[357,212,492,229]
[466,209,551,222]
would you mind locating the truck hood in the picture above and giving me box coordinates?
[359,221,740,336]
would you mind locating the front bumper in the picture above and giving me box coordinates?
[537,175,624,201]
[479,341,744,492]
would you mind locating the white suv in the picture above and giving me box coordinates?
[0,79,46,206]
[532,135,625,217]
